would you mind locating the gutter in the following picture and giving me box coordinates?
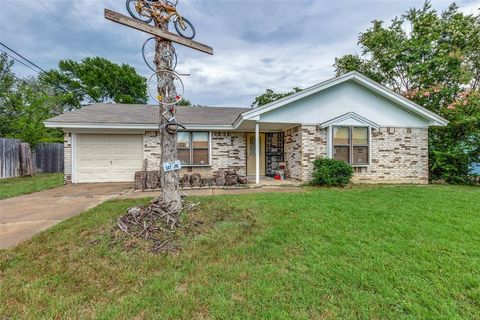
[43,121,239,131]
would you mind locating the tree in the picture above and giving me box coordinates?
[0,53,63,146]
[176,98,191,106]
[334,1,480,183]
[0,52,18,136]
[252,87,302,107]
[41,57,148,110]
[4,78,63,146]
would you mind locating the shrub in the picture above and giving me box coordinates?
[311,158,353,186]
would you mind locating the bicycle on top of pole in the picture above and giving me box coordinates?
[126,0,196,40]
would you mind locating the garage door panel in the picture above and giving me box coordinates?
[79,135,111,144]
[109,170,136,181]
[109,148,142,156]
[76,134,143,183]
[77,171,111,183]
[110,135,139,143]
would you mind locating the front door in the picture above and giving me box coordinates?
[246,133,265,176]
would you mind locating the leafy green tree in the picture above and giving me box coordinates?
[335,1,480,183]
[2,77,63,146]
[0,54,63,146]
[252,87,302,107]
[41,57,148,110]
[0,52,18,136]
[176,98,191,106]
[1,55,148,146]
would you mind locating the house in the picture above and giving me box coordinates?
[44,72,448,185]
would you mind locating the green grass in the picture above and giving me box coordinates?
[1,185,479,319]
[0,173,64,199]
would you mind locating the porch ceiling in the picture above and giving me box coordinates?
[235,120,298,132]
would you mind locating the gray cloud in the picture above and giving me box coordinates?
[1,0,478,107]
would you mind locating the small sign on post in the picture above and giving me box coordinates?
[163,160,182,172]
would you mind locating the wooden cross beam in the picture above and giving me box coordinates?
[105,9,213,55]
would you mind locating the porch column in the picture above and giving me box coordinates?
[255,122,260,184]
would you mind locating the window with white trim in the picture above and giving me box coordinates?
[333,126,369,165]
[177,132,209,165]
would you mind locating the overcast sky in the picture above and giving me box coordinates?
[1,0,479,107]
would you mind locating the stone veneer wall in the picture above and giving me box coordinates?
[352,127,429,184]
[64,132,72,183]
[144,131,246,177]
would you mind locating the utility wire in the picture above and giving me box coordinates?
[36,0,96,57]
[0,45,71,96]
[72,4,114,54]
[0,41,46,73]
[0,50,41,75]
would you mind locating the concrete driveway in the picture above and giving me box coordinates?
[0,183,131,249]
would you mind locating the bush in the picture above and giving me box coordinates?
[311,158,353,186]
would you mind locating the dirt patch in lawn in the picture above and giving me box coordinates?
[109,198,258,254]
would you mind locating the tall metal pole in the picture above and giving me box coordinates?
[154,7,181,212]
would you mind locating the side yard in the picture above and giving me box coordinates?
[1,185,479,319]
[0,173,64,200]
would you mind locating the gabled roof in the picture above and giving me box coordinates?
[319,112,380,129]
[240,71,448,126]
[45,72,448,131]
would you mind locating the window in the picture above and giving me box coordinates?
[333,126,369,165]
[177,132,209,165]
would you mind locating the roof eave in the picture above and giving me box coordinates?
[43,121,236,131]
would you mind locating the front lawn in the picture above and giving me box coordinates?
[1,186,479,319]
[0,173,64,200]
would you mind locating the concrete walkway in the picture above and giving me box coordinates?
[0,183,131,249]
[118,186,305,199]
[0,183,303,249]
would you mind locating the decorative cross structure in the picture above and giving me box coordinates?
[105,4,213,213]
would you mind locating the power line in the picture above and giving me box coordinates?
[0,41,46,73]
[0,46,73,97]
[36,0,96,57]
[72,4,114,54]
[0,50,41,75]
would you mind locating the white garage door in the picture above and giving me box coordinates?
[76,134,143,183]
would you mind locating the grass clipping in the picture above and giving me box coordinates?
[116,198,199,253]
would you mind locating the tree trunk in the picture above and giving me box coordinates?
[154,11,182,213]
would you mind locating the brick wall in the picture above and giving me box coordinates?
[283,125,327,181]
[352,127,429,184]
[64,132,72,183]
[144,131,161,171]
[144,131,246,177]
[300,125,327,181]
[63,127,428,184]
[283,126,302,180]
[210,132,246,174]
[284,126,427,184]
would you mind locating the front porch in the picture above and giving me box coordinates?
[241,121,301,184]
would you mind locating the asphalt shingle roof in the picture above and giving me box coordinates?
[46,104,251,126]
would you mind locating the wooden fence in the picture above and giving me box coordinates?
[0,138,63,178]
[35,142,64,173]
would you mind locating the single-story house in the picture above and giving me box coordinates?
[44,71,448,184]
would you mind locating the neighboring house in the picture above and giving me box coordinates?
[44,71,448,185]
